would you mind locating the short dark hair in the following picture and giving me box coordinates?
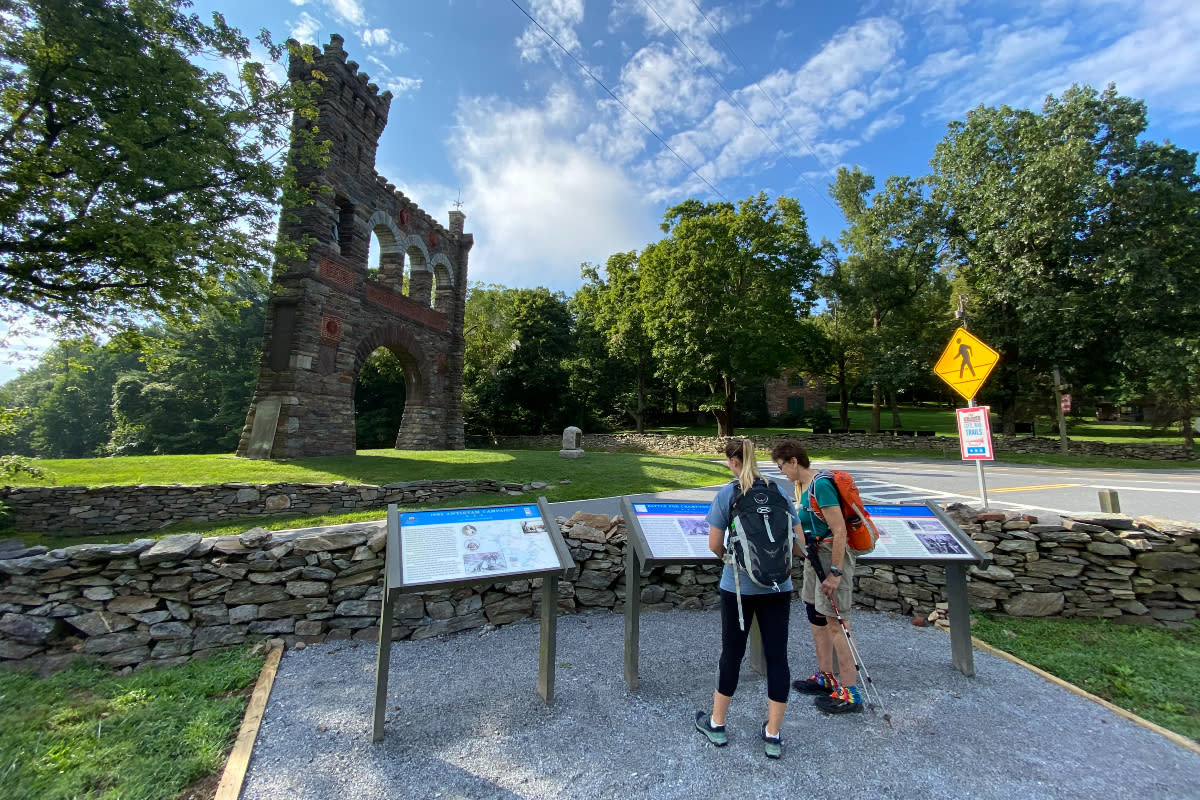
[770,439,810,468]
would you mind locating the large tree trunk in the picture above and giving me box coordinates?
[715,375,736,437]
[889,392,903,428]
[1182,412,1195,457]
[634,358,645,434]
[871,384,882,433]
[837,358,850,430]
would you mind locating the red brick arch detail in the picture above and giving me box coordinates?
[352,324,432,405]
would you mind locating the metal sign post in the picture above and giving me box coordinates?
[935,327,1001,509]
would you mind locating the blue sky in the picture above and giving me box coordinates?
[3,0,1200,382]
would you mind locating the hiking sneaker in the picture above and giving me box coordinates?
[814,685,864,714]
[792,671,838,696]
[760,722,782,759]
[694,711,728,746]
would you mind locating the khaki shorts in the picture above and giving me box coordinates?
[801,543,854,618]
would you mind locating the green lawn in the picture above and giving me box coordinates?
[971,614,1200,743]
[0,647,263,800]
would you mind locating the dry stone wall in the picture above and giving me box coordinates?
[472,432,1195,461]
[1,507,1196,673]
[0,479,526,535]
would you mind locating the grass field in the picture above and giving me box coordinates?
[0,646,263,800]
[639,402,1187,443]
[971,614,1200,743]
[5,441,1195,547]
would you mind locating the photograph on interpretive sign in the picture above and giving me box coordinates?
[861,505,976,561]
[629,502,715,560]
[400,505,562,585]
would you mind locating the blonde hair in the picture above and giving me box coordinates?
[724,438,762,494]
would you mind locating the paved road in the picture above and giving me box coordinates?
[810,459,1200,522]
[553,458,1200,525]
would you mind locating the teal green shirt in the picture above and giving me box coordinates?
[799,475,841,542]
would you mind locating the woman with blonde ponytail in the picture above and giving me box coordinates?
[694,438,802,759]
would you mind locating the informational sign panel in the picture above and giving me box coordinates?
[626,502,716,561]
[956,406,995,461]
[934,327,1000,401]
[858,504,981,562]
[398,504,567,586]
[1061,393,1072,413]
[374,500,573,741]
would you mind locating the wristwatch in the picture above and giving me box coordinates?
[829,566,843,577]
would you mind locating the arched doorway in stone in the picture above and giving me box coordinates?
[354,346,408,448]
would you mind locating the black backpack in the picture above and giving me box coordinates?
[727,478,794,592]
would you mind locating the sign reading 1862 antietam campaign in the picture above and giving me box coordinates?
[399,505,561,585]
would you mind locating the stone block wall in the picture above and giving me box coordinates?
[471,432,1195,461]
[0,479,526,535]
[1,507,1196,673]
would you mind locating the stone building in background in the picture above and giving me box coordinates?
[238,35,471,459]
[764,371,827,420]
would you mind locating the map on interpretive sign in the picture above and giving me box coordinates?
[629,502,716,560]
[399,505,563,586]
[860,505,977,561]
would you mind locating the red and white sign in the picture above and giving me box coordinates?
[1060,393,1072,413]
[956,406,995,461]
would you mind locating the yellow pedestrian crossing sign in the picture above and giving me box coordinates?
[935,327,999,401]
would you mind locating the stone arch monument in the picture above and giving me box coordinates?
[237,35,471,459]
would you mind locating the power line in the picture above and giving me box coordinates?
[687,0,843,213]
[507,0,729,203]
[643,0,839,213]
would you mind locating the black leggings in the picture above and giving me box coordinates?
[716,589,792,703]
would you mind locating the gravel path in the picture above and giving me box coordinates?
[240,607,1200,800]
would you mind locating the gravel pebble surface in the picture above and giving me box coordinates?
[240,607,1200,800]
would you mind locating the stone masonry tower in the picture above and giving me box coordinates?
[237,35,471,458]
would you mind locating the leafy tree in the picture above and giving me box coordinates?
[637,193,820,436]
[463,286,575,437]
[354,348,407,449]
[826,168,947,432]
[1100,140,1200,451]
[929,84,1193,432]
[573,252,657,432]
[106,274,267,454]
[0,0,319,330]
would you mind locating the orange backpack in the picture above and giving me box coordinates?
[807,471,879,555]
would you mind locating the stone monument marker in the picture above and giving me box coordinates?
[559,426,585,459]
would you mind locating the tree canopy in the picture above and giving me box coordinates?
[0,0,318,331]
[638,193,820,436]
[931,84,1200,440]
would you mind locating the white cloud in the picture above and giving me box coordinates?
[290,11,321,44]
[361,28,389,47]
[328,0,365,27]
[450,91,660,291]
[362,56,423,96]
[628,15,906,197]
[516,0,585,63]
[862,110,906,140]
[360,27,408,56]
[907,0,1200,122]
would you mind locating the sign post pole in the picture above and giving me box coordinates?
[969,400,990,509]
[623,545,641,691]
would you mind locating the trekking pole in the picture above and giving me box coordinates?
[806,541,893,727]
